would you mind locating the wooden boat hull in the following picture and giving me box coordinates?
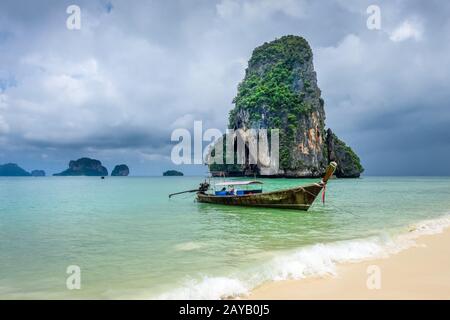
[196,183,323,211]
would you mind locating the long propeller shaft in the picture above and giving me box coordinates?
[168,189,199,198]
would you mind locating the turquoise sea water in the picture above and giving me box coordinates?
[0,176,450,299]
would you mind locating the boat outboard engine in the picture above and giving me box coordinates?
[198,181,210,193]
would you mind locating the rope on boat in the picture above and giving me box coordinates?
[298,182,327,203]
[299,186,321,198]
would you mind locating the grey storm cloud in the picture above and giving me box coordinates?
[0,0,449,175]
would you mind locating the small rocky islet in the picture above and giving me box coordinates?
[31,170,46,177]
[111,164,130,176]
[163,170,184,176]
[53,158,109,176]
[53,158,130,176]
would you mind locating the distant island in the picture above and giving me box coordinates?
[31,170,46,177]
[53,158,108,176]
[111,164,130,176]
[163,170,183,176]
[0,163,31,176]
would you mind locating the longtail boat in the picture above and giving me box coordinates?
[169,162,337,211]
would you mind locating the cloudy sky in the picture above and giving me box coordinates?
[0,0,449,176]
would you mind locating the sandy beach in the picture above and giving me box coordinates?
[247,227,450,300]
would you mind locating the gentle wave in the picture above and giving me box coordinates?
[157,213,450,300]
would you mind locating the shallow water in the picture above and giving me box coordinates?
[0,176,449,299]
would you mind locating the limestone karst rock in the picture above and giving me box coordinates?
[54,158,108,176]
[211,35,363,178]
[111,164,130,176]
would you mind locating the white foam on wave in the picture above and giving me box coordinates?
[404,214,450,238]
[261,238,392,281]
[158,276,249,300]
[157,213,450,300]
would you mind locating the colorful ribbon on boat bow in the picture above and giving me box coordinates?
[322,183,326,204]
